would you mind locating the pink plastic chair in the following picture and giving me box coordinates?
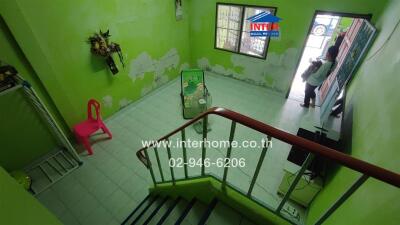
[73,99,112,155]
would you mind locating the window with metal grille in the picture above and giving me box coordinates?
[215,3,276,59]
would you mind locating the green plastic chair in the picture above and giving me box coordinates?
[180,69,212,119]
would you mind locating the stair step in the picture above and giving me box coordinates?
[121,195,151,225]
[122,195,258,225]
[180,199,208,225]
[160,198,189,225]
[134,196,165,225]
[143,196,169,225]
[153,197,182,225]
[204,201,244,225]
[197,198,218,225]
[122,195,157,225]
[175,198,198,225]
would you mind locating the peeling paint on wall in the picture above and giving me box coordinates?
[140,86,153,97]
[119,98,132,108]
[102,95,113,108]
[129,48,180,81]
[197,58,210,70]
[180,62,190,71]
[129,48,181,96]
[129,52,155,80]
[197,48,299,92]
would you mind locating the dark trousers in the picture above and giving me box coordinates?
[304,83,317,107]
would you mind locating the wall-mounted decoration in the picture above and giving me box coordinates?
[88,30,125,75]
[0,64,18,92]
[175,0,183,21]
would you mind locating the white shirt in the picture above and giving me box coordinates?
[306,61,333,86]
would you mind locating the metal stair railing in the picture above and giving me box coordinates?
[136,107,400,225]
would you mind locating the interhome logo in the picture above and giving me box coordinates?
[247,11,281,37]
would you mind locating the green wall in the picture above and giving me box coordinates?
[0,0,191,127]
[0,16,62,171]
[0,166,62,225]
[306,0,400,224]
[188,0,387,94]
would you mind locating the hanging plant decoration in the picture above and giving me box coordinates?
[88,30,124,75]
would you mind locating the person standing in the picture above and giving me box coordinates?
[301,46,339,108]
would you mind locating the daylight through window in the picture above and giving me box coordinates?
[215,4,276,59]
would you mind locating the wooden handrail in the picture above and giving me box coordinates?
[136,107,400,188]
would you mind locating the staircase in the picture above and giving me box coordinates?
[122,194,255,225]
[133,107,400,225]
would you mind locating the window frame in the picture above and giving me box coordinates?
[214,3,278,60]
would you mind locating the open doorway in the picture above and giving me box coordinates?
[286,12,370,104]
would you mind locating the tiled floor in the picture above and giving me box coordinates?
[36,72,340,225]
